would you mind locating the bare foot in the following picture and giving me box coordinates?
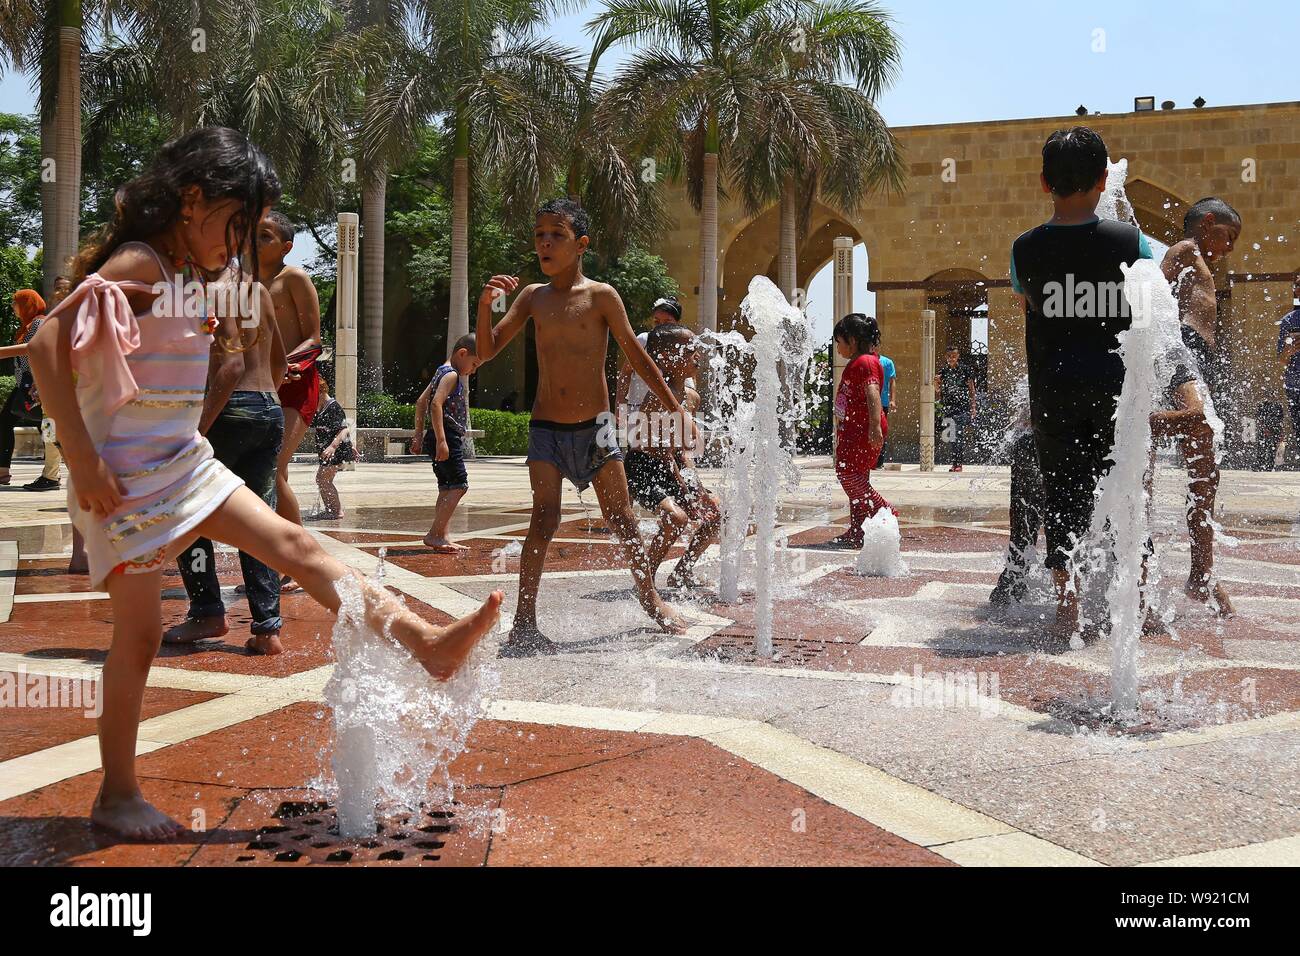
[280,575,302,593]
[245,633,284,655]
[1186,577,1234,617]
[500,621,561,658]
[648,595,688,634]
[162,615,228,645]
[91,791,185,841]
[410,590,503,680]
[423,534,468,554]
[303,510,342,522]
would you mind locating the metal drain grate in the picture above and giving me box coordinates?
[234,801,459,865]
[697,634,830,666]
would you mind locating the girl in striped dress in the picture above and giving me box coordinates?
[30,128,502,841]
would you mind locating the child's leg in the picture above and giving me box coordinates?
[590,460,685,632]
[68,525,88,574]
[504,462,564,651]
[315,464,343,517]
[1182,423,1231,614]
[669,493,721,588]
[645,499,689,582]
[196,487,501,679]
[424,487,468,552]
[275,408,308,527]
[93,570,186,840]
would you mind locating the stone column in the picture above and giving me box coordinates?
[831,237,854,458]
[919,309,936,471]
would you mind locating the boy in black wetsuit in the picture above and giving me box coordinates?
[1010,127,1154,638]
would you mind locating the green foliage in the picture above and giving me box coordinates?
[357,392,416,429]
[0,375,14,410]
[0,245,41,352]
[585,247,681,332]
[469,408,531,455]
[0,112,42,248]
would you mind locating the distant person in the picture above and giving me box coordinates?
[1010,126,1154,639]
[829,313,891,548]
[934,346,974,472]
[876,348,897,463]
[1158,197,1241,616]
[1277,273,1300,460]
[616,296,693,418]
[0,290,50,487]
[306,374,355,521]
[412,334,481,552]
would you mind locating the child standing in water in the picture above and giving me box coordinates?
[829,313,891,548]
[29,128,501,841]
[477,198,688,656]
[412,334,480,552]
[308,373,354,521]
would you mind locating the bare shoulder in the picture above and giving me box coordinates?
[1163,239,1199,266]
[97,242,168,285]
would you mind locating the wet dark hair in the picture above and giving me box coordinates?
[646,322,694,365]
[1041,127,1108,196]
[833,313,879,355]
[1183,197,1241,236]
[71,127,281,285]
[535,197,590,240]
[946,345,960,354]
[263,209,295,244]
[450,332,477,357]
[651,296,683,321]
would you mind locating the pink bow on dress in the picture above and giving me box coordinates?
[53,274,148,416]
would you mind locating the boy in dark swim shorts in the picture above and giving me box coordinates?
[476,198,691,655]
[624,323,721,590]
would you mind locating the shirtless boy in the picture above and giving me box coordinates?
[163,270,290,653]
[259,211,322,588]
[477,198,688,656]
[1159,197,1241,615]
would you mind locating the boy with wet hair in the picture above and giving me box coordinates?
[477,197,690,655]
[412,333,481,552]
[1011,126,1155,639]
[1154,197,1241,616]
[625,322,721,590]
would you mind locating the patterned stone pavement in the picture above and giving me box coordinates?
[0,456,1297,866]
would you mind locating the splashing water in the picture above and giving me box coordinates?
[855,510,909,577]
[703,276,816,656]
[1087,159,1224,715]
[323,572,499,839]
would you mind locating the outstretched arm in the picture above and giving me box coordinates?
[477,276,535,362]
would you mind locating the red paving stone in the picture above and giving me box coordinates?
[0,675,216,762]
[366,538,682,577]
[1,707,947,866]
[321,530,424,545]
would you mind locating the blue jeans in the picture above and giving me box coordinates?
[177,392,284,633]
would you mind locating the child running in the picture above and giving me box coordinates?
[307,372,355,521]
[411,334,480,552]
[1157,197,1241,615]
[624,322,721,590]
[828,313,891,548]
[28,127,501,841]
[477,198,688,655]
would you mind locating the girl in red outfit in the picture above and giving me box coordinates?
[831,313,893,548]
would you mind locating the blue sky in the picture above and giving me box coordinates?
[2,0,1294,339]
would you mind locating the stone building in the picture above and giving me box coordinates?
[644,99,1300,461]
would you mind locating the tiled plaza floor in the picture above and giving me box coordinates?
[0,457,1297,866]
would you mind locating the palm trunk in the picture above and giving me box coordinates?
[51,4,81,288]
[361,169,386,392]
[40,113,57,297]
[778,177,797,303]
[449,153,470,349]
[699,151,719,332]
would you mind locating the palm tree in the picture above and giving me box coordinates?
[357,0,582,384]
[594,0,806,332]
[731,0,905,301]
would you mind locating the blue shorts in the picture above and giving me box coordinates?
[428,428,468,491]
[527,417,622,491]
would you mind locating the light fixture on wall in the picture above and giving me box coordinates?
[1134,96,1156,112]
[1075,104,1088,116]
[1194,96,1207,108]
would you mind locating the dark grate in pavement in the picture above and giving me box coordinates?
[232,801,460,866]
[695,633,830,666]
